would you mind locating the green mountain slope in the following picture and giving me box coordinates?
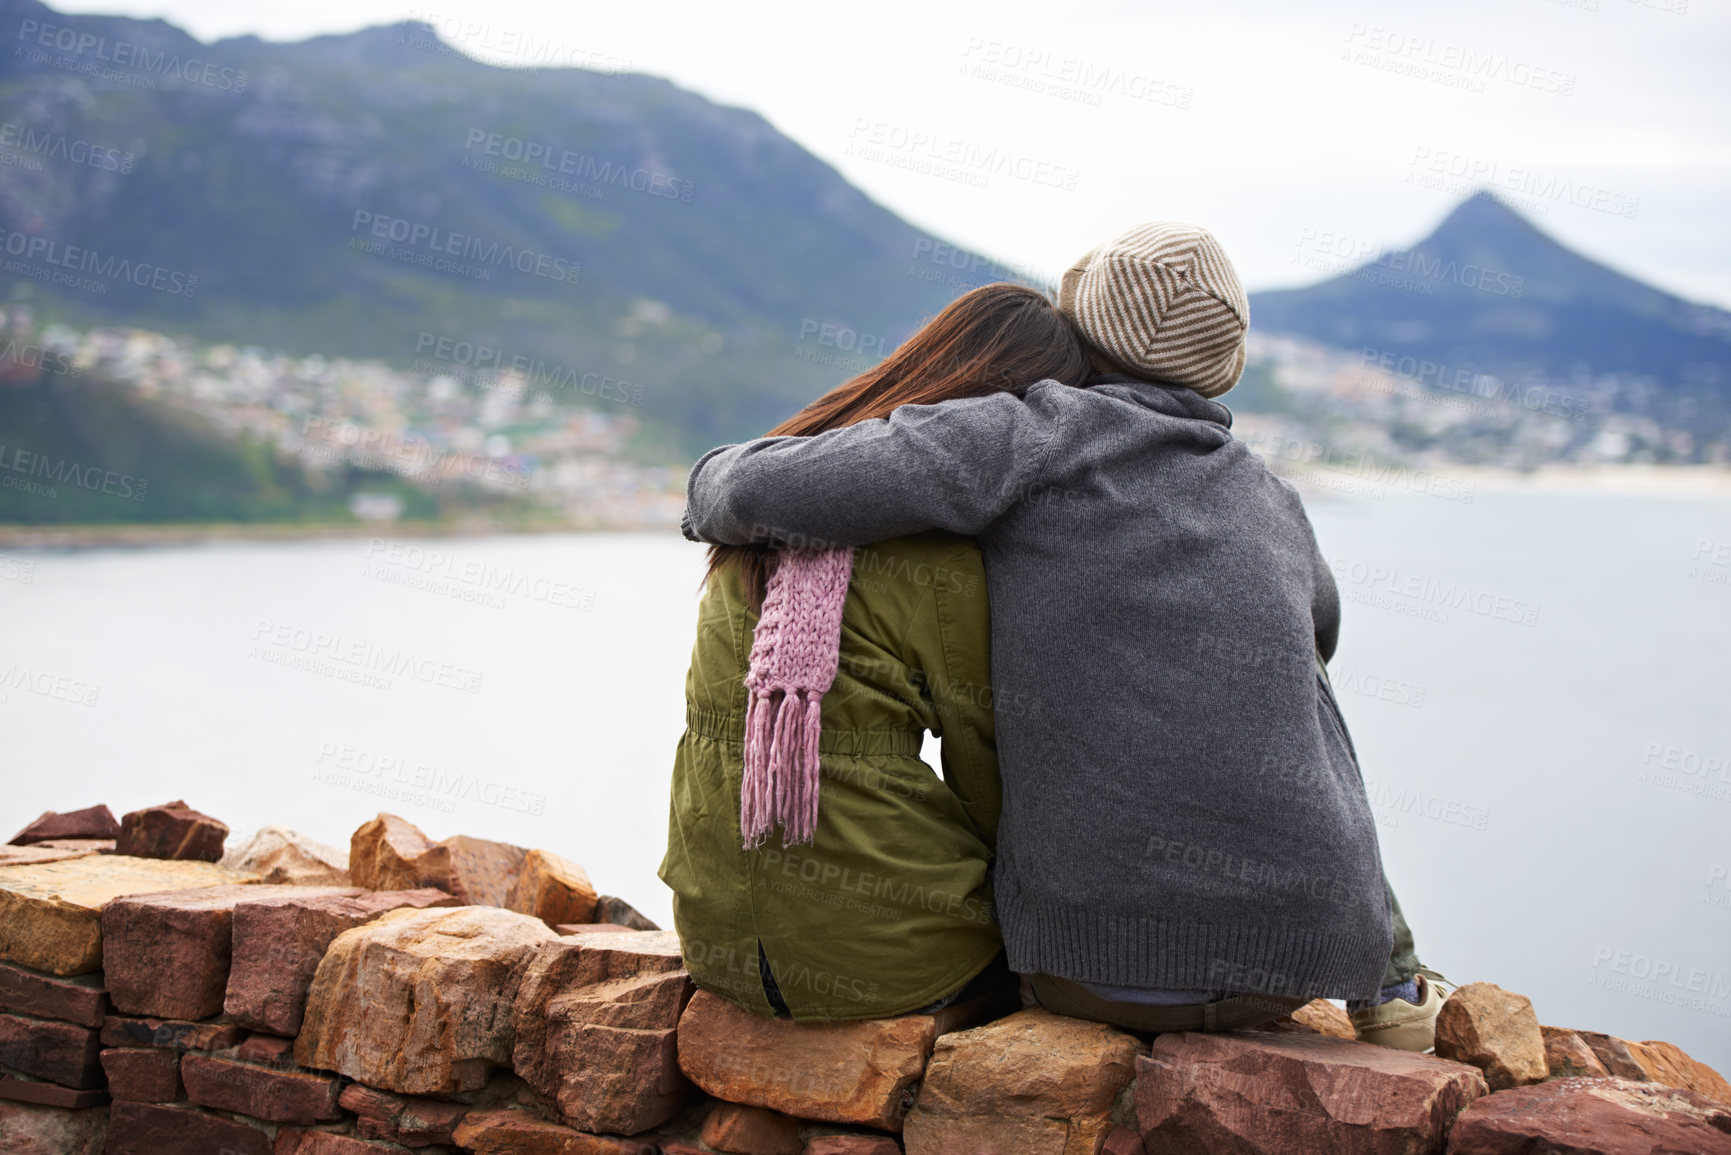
[0,0,1013,454]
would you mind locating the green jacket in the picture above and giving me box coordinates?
[659,532,1003,1020]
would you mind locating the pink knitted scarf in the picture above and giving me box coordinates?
[740,546,854,849]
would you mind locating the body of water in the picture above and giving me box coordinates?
[2,488,1727,1069]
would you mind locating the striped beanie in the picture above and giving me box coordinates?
[1058,221,1250,398]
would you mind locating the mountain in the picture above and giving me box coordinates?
[6,0,1728,478]
[0,0,1012,454]
[1249,193,1731,426]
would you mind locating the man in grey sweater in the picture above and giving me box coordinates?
[683,223,1445,1042]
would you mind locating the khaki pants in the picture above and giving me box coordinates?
[1028,973,1307,1033]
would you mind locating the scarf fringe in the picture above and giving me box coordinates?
[740,687,825,848]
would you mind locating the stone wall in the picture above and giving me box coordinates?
[2,801,1728,1155]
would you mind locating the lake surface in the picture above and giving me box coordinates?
[3,488,1729,1069]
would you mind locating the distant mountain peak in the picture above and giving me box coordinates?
[1462,188,1516,211]
[1249,190,1731,399]
[274,19,471,67]
[1376,188,1665,312]
[1424,188,1547,249]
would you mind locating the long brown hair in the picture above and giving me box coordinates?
[708,282,1091,603]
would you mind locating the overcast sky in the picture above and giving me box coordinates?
[49,0,1731,308]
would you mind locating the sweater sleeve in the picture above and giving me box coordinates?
[1278,480,1341,664]
[1311,537,1342,663]
[682,387,1061,547]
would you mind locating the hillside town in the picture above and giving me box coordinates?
[1237,331,1720,478]
[0,305,685,530]
[2,303,1721,538]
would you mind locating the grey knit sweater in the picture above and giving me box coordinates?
[681,375,1393,1001]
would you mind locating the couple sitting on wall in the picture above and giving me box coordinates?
[662,222,1447,1047]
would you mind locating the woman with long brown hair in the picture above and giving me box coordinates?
[659,283,1088,1020]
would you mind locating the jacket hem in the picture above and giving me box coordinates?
[687,941,1002,1024]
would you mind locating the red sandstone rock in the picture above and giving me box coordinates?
[904,1008,1143,1155]
[31,840,115,853]
[554,923,631,935]
[1136,1029,1489,1153]
[0,1013,103,1088]
[99,1014,246,1053]
[236,1033,296,1066]
[0,846,98,867]
[0,854,256,976]
[1100,1125,1143,1155]
[277,1130,420,1154]
[225,887,455,1035]
[0,961,109,1027]
[1575,1031,1649,1081]
[103,883,356,1020]
[423,834,529,907]
[220,826,350,886]
[1259,998,1358,1041]
[295,905,556,1094]
[0,1075,108,1109]
[181,1051,343,1124]
[512,931,693,1135]
[338,1082,471,1146]
[677,988,1001,1131]
[0,1099,108,1154]
[346,815,526,906]
[1626,1039,1731,1104]
[594,895,660,931]
[1445,1075,1731,1154]
[506,849,598,927]
[9,807,120,846]
[451,1107,661,1153]
[348,814,435,891]
[115,800,228,861]
[801,1139,902,1155]
[1434,983,1548,1090]
[518,930,684,991]
[105,1100,272,1155]
[702,1102,803,1155]
[1542,1027,1611,1080]
[100,1047,184,1102]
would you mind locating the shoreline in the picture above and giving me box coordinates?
[1454,464,1731,496]
[0,517,682,550]
[4,464,1729,549]
[1283,463,1731,502]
